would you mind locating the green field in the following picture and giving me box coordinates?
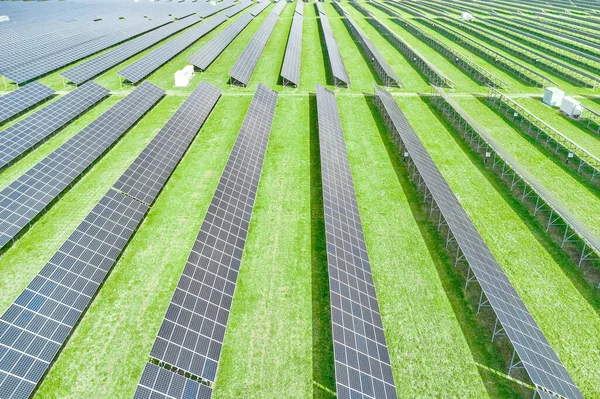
[1,1,600,398]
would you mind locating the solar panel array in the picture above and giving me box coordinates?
[0,81,221,399]
[374,85,583,399]
[0,82,164,250]
[316,4,350,87]
[0,82,55,124]
[225,0,253,18]
[280,5,303,87]
[188,13,254,72]
[137,84,277,397]
[118,15,228,84]
[334,3,401,87]
[229,12,281,86]
[61,16,201,85]
[315,84,397,399]
[249,0,271,17]
[0,82,109,169]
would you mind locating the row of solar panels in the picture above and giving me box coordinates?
[280,3,303,87]
[0,81,223,399]
[316,2,350,87]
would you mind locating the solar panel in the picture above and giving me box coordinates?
[60,16,202,85]
[118,15,227,84]
[113,81,222,206]
[0,82,164,250]
[374,85,583,399]
[225,0,253,18]
[295,0,304,16]
[0,81,109,169]
[188,13,254,72]
[249,0,271,16]
[134,362,213,399]
[0,82,55,124]
[334,3,401,87]
[228,12,281,86]
[316,5,350,87]
[271,0,287,16]
[280,10,303,87]
[0,81,221,399]
[141,84,277,390]
[199,0,236,18]
[315,84,397,399]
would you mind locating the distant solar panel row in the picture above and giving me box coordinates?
[373,85,583,399]
[137,84,277,397]
[0,81,221,399]
[200,0,236,18]
[225,0,253,18]
[188,13,254,72]
[334,3,401,87]
[316,4,350,87]
[229,12,281,86]
[0,82,109,169]
[118,15,228,84]
[249,0,271,16]
[61,16,201,85]
[0,82,55,124]
[280,8,303,87]
[0,82,164,250]
[316,84,397,399]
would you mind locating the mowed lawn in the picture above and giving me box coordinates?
[0,1,599,398]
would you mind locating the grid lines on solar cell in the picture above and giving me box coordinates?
[0,82,164,250]
[0,189,149,399]
[316,4,350,87]
[374,85,583,399]
[316,84,397,399]
[0,82,55,124]
[280,10,303,87]
[228,12,281,86]
[118,15,227,84]
[60,16,202,85]
[0,81,109,169]
[113,81,222,206]
[146,84,277,385]
[134,362,212,399]
[188,13,254,72]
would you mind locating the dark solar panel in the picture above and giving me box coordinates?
[280,10,303,87]
[113,81,222,206]
[225,0,253,18]
[316,4,350,87]
[144,84,277,387]
[0,82,164,250]
[133,363,213,399]
[0,81,109,169]
[118,15,227,84]
[228,12,281,86]
[0,81,55,124]
[374,85,583,399]
[60,16,202,85]
[0,190,149,399]
[188,13,253,72]
[316,84,397,399]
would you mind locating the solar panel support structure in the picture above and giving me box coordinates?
[349,1,455,89]
[430,85,600,284]
[487,86,600,185]
[373,84,583,399]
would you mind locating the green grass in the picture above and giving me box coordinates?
[1,1,599,398]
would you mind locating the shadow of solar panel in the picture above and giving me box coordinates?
[0,82,164,250]
[316,84,397,399]
[280,12,303,87]
[334,4,401,87]
[374,85,583,399]
[0,81,109,169]
[113,81,222,206]
[316,6,350,87]
[188,13,253,72]
[0,82,55,124]
[0,190,148,399]
[146,84,277,385]
[228,12,281,86]
[225,0,253,18]
[118,15,227,84]
[60,16,202,85]
[133,363,212,399]
[249,0,271,16]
